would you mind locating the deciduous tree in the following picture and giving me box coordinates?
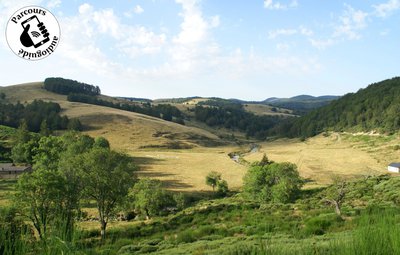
[79,148,136,240]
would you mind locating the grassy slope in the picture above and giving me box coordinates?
[1,82,398,191]
[0,83,248,191]
[244,133,398,186]
[243,103,294,117]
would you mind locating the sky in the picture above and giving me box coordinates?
[0,0,399,100]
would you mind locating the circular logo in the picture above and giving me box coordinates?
[5,6,61,61]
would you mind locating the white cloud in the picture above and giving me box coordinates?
[210,15,220,28]
[333,5,368,40]
[309,38,335,50]
[268,26,313,39]
[309,4,369,49]
[33,0,319,90]
[173,0,209,44]
[47,0,61,8]
[246,53,320,75]
[276,42,291,51]
[299,26,313,36]
[58,3,167,76]
[79,3,93,14]
[93,9,121,39]
[373,0,400,17]
[134,5,144,14]
[124,5,144,18]
[264,0,298,10]
[380,29,390,36]
[268,28,297,39]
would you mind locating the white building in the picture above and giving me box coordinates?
[388,163,400,173]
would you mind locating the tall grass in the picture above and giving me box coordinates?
[0,210,88,255]
[341,207,400,255]
[225,208,400,255]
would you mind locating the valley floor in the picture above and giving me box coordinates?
[96,132,397,191]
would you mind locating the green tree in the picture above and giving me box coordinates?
[94,136,110,149]
[32,135,65,171]
[259,153,272,167]
[251,153,273,167]
[216,179,229,196]
[243,162,303,203]
[173,192,187,210]
[323,176,347,216]
[10,138,38,164]
[67,118,82,131]
[128,178,169,219]
[39,119,51,136]
[15,169,64,239]
[206,171,222,191]
[14,132,95,241]
[11,121,39,164]
[79,148,136,240]
[13,120,30,145]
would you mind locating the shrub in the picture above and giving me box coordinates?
[303,214,343,236]
[175,229,196,244]
[243,162,303,203]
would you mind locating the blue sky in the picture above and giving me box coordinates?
[1,0,399,100]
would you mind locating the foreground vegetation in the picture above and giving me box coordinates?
[0,97,82,132]
[1,126,400,255]
[2,172,400,254]
[1,77,400,255]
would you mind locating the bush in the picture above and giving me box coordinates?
[128,178,171,218]
[175,229,196,244]
[303,214,343,236]
[243,162,303,203]
[173,192,188,210]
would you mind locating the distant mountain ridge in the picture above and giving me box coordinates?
[262,95,340,114]
[263,95,339,103]
[118,94,340,114]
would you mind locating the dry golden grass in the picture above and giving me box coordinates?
[244,103,294,116]
[1,83,398,192]
[0,82,66,103]
[244,133,391,186]
[132,148,247,192]
[0,83,221,150]
[182,98,209,105]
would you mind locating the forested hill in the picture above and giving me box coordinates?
[263,95,340,114]
[282,77,400,137]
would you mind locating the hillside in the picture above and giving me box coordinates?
[0,82,248,191]
[0,80,396,192]
[154,96,294,117]
[0,82,222,150]
[263,95,340,114]
[283,77,400,138]
[153,95,338,117]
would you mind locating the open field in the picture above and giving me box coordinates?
[243,103,294,116]
[132,148,247,191]
[244,133,398,186]
[1,83,399,191]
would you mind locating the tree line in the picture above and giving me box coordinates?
[0,99,81,132]
[67,93,184,124]
[43,77,184,124]
[44,77,101,96]
[193,103,283,139]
